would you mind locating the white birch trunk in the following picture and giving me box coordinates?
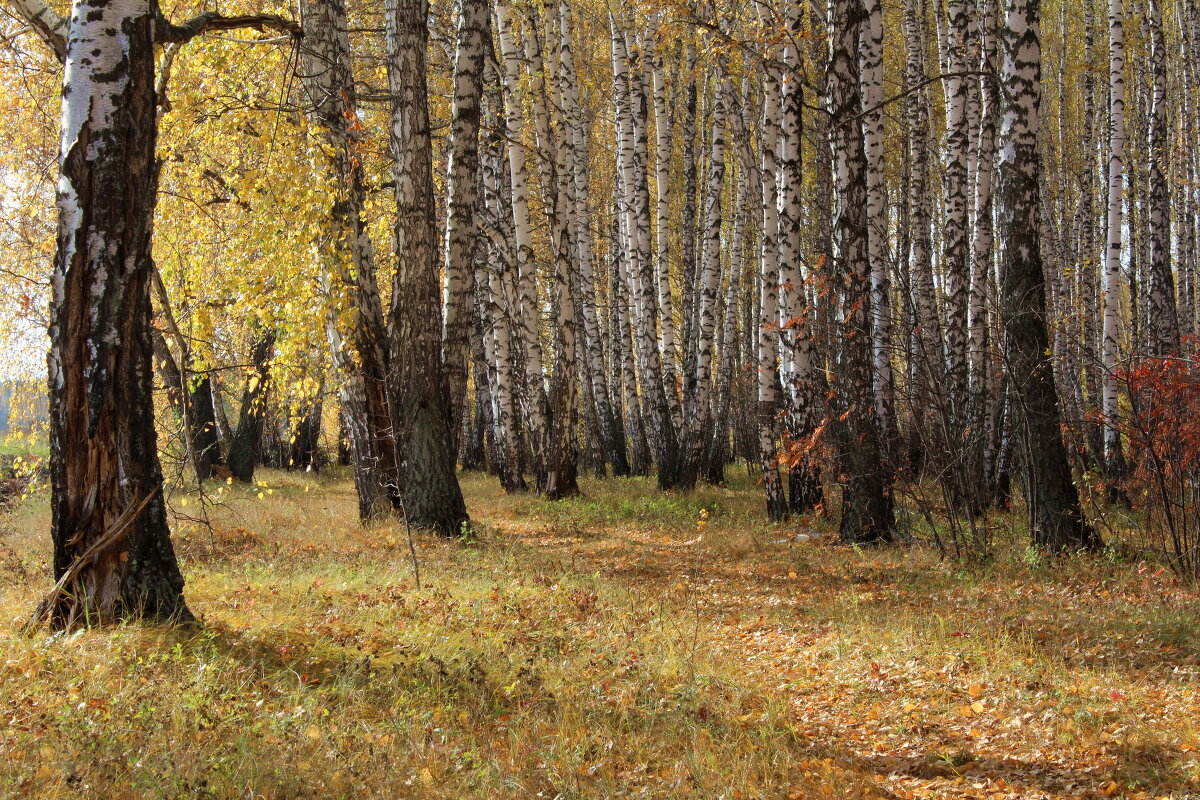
[681,74,728,486]
[1102,0,1126,474]
[442,0,490,452]
[757,39,788,521]
[556,0,625,475]
[1145,0,1177,355]
[942,0,973,423]
[496,0,551,489]
[860,0,895,446]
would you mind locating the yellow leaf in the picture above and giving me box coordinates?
[971,701,985,714]
[304,724,321,740]
[420,768,434,786]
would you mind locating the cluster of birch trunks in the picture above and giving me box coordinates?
[13,0,1200,624]
[305,0,1199,551]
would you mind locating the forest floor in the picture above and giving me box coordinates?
[0,467,1197,799]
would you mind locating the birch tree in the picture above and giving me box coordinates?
[558,0,626,477]
[1144,0,1177,356]
[861,0,896,449]
[996,0,1100,550]
[828,0,895,543]
[16,0,299,626]
[496,0,551,490]
[758,47,788,521]
[779,11,822,512]
[681,74,727,488]
[385,0,470,534]
[299,0,399,520]
[611,17,683,488]
[442,0,490,450]
[1102,0,1126,480]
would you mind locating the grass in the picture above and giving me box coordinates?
[0,467,1197,798]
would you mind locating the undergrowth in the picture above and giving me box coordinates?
[0,468,1196,798]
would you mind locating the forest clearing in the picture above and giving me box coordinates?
[1,470,1197,798]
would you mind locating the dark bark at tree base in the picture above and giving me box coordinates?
[227,333,274,484]
[190,376,224,480]
[44,0,191,628]
[996,0,1100,553]
[789,467,823,514]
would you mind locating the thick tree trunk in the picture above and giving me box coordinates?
[385,0,470,535]
[43,0,190,626]
[828,0,896,544]
[997,0,1100,551]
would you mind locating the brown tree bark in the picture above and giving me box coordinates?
[385,0,470,535]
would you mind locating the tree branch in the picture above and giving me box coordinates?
[4,0,68,60]
[157,11,302,44]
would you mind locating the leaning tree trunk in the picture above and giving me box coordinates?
[42,0,191,627]
[299,0,400,520]
[828,0,896,544]
[997,0,1101,551]
[385,0,470,535]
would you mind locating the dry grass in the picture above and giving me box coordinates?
[0,467,1197,799]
